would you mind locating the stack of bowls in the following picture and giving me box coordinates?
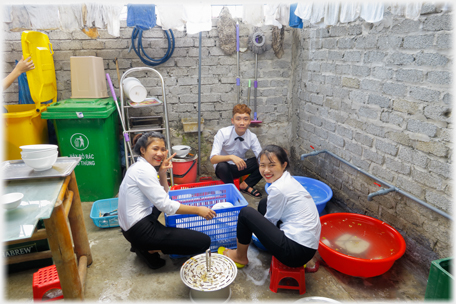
[20,144,59,171]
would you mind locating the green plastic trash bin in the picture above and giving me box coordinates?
[425,257,453,301]
[41,98,121,201]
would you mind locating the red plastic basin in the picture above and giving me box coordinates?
[318,213,406,278]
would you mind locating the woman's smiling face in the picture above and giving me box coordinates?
[140,138,166,167]
[259,153,287,183]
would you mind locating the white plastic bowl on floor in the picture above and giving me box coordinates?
[2,192,24,210]
[22,152,58,171]
[20,144,58,152]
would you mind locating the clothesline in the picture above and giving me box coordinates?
[4,2,450,36]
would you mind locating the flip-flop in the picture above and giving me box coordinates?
[240,187,262,198]
[218,246,245,269]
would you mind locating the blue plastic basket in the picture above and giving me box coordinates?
[265,176,333,215]
[165,184,248,258]
[90,198,119,228]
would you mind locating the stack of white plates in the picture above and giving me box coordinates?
[20,144,59,171]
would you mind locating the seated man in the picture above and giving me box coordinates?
[210,104,263,198]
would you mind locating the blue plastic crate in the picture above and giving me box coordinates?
[90,198,119,228]
[165,184,248,258]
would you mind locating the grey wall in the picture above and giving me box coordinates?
[2,3,452,273]
[290,3,452,272]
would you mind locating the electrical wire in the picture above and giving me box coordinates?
[130,27,175,66]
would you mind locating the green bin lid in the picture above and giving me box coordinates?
[41,97,117,119]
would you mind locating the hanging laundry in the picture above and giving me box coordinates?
[3,5,12,23]
[324,2,340,26]
[294,3,312,21]
[58,4,83,32]
[216,7,236,55]
[405,3,422,20]
[264,4,282,28]
[360,3,384,23]
[339,3,360,23]
[276,4,290,28]
[289,3,303,28]
[7,5,31,31]
[86,3,105,29]
[310,3,326,25]
[26,5,60,30]
[272,26,284,59]
[102,4,123,37]
[182,4,212,34]
[243,4,264,27]
[127,4,157,30]
[156,4,185,31]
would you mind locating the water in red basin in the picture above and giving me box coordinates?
[319,213,406,278]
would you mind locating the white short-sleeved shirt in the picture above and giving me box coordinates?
[209,126,262,169]
[265,171,321,249]
[118,156,181,231]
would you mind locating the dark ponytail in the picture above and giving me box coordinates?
[133,132,166,156]
[258,145,290,170]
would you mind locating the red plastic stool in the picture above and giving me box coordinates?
[32,265,64,301]
[269,256,306,294]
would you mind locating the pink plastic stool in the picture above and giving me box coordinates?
[32,265,64,301]
[269,256,306,294]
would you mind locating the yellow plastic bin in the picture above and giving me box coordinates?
[3,104,49,161]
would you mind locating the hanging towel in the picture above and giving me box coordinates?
[243,4,264,27]
[127,4,157,30]
[324,2,340,26]
[360,3,384,23]
[86,3,105,28]
[58,4,83,32]
[8,5,31,31]
[289,3,303,28]
[339,3,360,23]
[4,5,12,23]
[103,4,123,37]
[310,3,326,25]
[182,4,212,34]
[26,5,60,30]
[156,4,185,31]
[294,3,312,21]
[405,3,422,20]
[276,4,290,27]
[265,4,282,28]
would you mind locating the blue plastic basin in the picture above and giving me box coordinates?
[265,176,333,215]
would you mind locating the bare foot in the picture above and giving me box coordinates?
[223,248,249,266]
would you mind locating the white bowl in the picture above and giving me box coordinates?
[21,149,58,159]
[172,145,191,158]
[20,144,58,152]
[2,192,24,210]
[22,152,58,171]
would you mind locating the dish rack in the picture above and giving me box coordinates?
[165,184,248,258]
[90,198,119,228]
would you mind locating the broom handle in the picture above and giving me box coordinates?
[254,54,258,116]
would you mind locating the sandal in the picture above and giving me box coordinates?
[218,247,245,269]
[240,187,262,198]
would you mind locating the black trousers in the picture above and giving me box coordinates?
[215,157,263,188]
[122,207,211,256]
[237,198,316,267]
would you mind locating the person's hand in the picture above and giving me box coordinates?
[16,56,34,74]
[198,207,216,221]
[231,155,246,171]
[158,151,176,175]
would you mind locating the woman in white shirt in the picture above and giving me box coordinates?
[118,132,216,269]
[219,145,321,268]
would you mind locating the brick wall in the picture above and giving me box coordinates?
[289,3,452,272]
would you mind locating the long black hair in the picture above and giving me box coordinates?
[258,145,290,170]
[133,132,166,156]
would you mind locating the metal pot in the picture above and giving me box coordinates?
[181,250,237,302]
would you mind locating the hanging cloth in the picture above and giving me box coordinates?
[26,5,60,30]
[156,4,185,31]
[3,5,12,23]
[289,3,303,28]
[360,3,384,23]
[310,3,326,25]
[126,4,157,30]
[276,4,290,27]
[86,3,106,28]
[294,3,312,21]
[339,3,360,23]
[58,4,84,32]
[243,4,264,27]
[264,4,282,28]
[324,2,340,26]
[182,4,212,34]
[9,5,32,31]
[103,4,123,37]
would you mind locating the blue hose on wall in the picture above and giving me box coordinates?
[130,27,175,66]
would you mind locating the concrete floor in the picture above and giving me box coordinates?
[4,181,428,302]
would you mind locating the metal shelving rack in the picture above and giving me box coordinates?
[120,67,174,186]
